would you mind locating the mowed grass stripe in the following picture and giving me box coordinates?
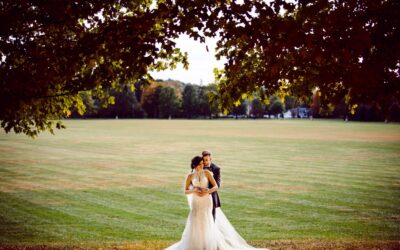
[222,170,396,196]
[2,189,179,242]
[0,119,399,244]
[0,192,95,243]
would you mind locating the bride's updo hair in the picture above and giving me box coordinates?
[191,156,203,169]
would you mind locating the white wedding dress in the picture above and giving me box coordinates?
[165,170,269,250]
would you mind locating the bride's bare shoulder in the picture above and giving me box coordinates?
[204,170,213,176]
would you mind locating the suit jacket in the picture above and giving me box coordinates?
[206,163,221,208]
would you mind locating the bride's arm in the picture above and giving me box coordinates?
[205,171,218,194]
[184,174,195,195]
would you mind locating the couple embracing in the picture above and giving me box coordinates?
[166,150,269,250]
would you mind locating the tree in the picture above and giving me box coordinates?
[70,91,98,118]
[95,88,142,118]
[388,99,400,122]
[284,96,296,112]
[213,0,400,120]
[310,89,321,117]
[332,97,348,120]
[232,100,247,119]
[182,84,198,118]
[0,0,190,136]
[141,84,162,118]
[207,84,222,118]
[158,86,180,119]
[268,96,284,118]
[250,98,265,118]
[2,0,399,136]
[198,86,212,118]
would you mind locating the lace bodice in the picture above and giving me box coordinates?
[192,170,209,188]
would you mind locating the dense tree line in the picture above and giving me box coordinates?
[70,80,220,119]
[310,89,400,121]
[70,78,400,122]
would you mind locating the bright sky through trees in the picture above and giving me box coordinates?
[150,34,226,85]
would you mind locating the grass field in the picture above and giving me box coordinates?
[0,119,399,249]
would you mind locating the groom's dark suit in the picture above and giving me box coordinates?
[204,162,221,221]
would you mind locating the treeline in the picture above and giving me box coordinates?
[71,79,400,121]
[71,80,219,119]
[310,89,400,122]
[70,79,297,119]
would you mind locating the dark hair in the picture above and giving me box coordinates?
[191,156,203,169]
[202,150,211,157]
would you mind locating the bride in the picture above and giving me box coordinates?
[165,156,269,250]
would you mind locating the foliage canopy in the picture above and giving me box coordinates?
[1,0,398,136]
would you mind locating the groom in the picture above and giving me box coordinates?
[202,150,221,221]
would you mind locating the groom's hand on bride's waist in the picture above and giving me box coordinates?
[197,192,209,197]
[199,187,210,193]
[193,187,210,196]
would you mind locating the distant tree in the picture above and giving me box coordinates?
[207,84,221,118]
[284,95,298,118]
[332,97,348,120]
[157,79,185,95]
[182,84,198,118]
[232,100,247,119]
[94,86,143,118]
[198,86,212,118]
[268,96,284,118]
[134,80,145,105]
[158,86,180,119]
[310,89,321,117]
[351,104,381,121]
[72,91,98,118]
[284,96,296,111]
[141,84,162,118]
[250,98,265,118]
[388,100,400,122]
[71,87,144,119]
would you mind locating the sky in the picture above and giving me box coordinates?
[150,34,226,85]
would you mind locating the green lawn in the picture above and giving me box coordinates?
[0,119,399,249]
